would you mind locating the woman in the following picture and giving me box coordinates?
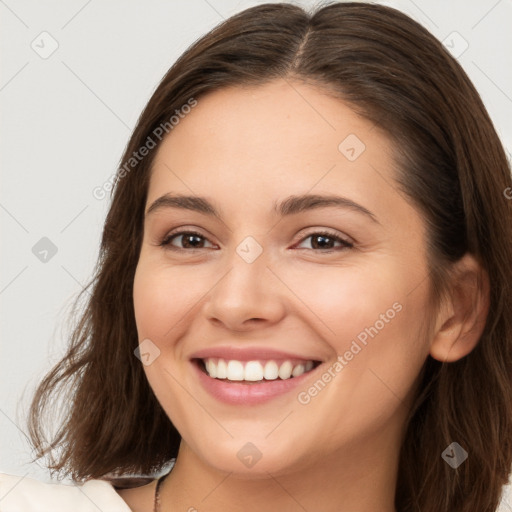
[1,2,511,511]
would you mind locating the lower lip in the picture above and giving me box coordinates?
[192,360,319,405]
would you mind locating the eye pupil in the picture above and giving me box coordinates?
[182,234,204,248]
[312,234,334,249]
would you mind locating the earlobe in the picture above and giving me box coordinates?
[429,253,490,363]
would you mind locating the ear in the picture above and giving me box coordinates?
[429,253,490,363]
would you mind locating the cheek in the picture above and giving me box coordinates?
[284,259,424,349]
[133,259,205,341]
[132,260,200,430]
[290,260,431,414]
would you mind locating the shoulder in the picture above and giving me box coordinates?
[0,472,132,511]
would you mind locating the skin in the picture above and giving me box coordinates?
[118,79,489,511]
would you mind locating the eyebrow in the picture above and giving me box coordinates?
[145,193,380,224]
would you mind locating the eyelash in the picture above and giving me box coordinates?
[158,229,354,253]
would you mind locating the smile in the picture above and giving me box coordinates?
[199,358,319,382]
[189,347,325,405]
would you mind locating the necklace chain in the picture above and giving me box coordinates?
[153,471,170,512]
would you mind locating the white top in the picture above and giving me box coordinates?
[0,472,132,511]
[2,470,511,511]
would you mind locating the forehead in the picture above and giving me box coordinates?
[146,79,411,227]
[157,79,385,161]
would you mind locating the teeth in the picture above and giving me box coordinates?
[217,359,227,379]
[206,359,217,378]
[278,361,292,379]
[201,358,317,381]
[226,360,244,381]
[292,364,305,377]
[263,361,279,380]
[245,361,263,381]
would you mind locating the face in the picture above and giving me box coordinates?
[133,79,433,477]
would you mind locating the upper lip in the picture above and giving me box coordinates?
[189,346,323,362]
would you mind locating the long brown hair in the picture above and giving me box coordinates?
[27,2,512,510]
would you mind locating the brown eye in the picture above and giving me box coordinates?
[295,231,353,251]
[160,231,216,250]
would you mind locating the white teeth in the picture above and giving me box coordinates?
[202,358,317,381]
[292,364,305,377]
[226,360,244,381]
[217,359,227,379]
[244,361,264,381]
[278,361,292,379]
[263,361,279,380]
[206,359,217,378]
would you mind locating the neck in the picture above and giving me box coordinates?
[159,425,401,512]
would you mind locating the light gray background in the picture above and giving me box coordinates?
[1,0,511,508]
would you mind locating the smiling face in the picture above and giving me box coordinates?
[132,79,434,478]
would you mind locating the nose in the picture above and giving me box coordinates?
[201,245,287,332]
